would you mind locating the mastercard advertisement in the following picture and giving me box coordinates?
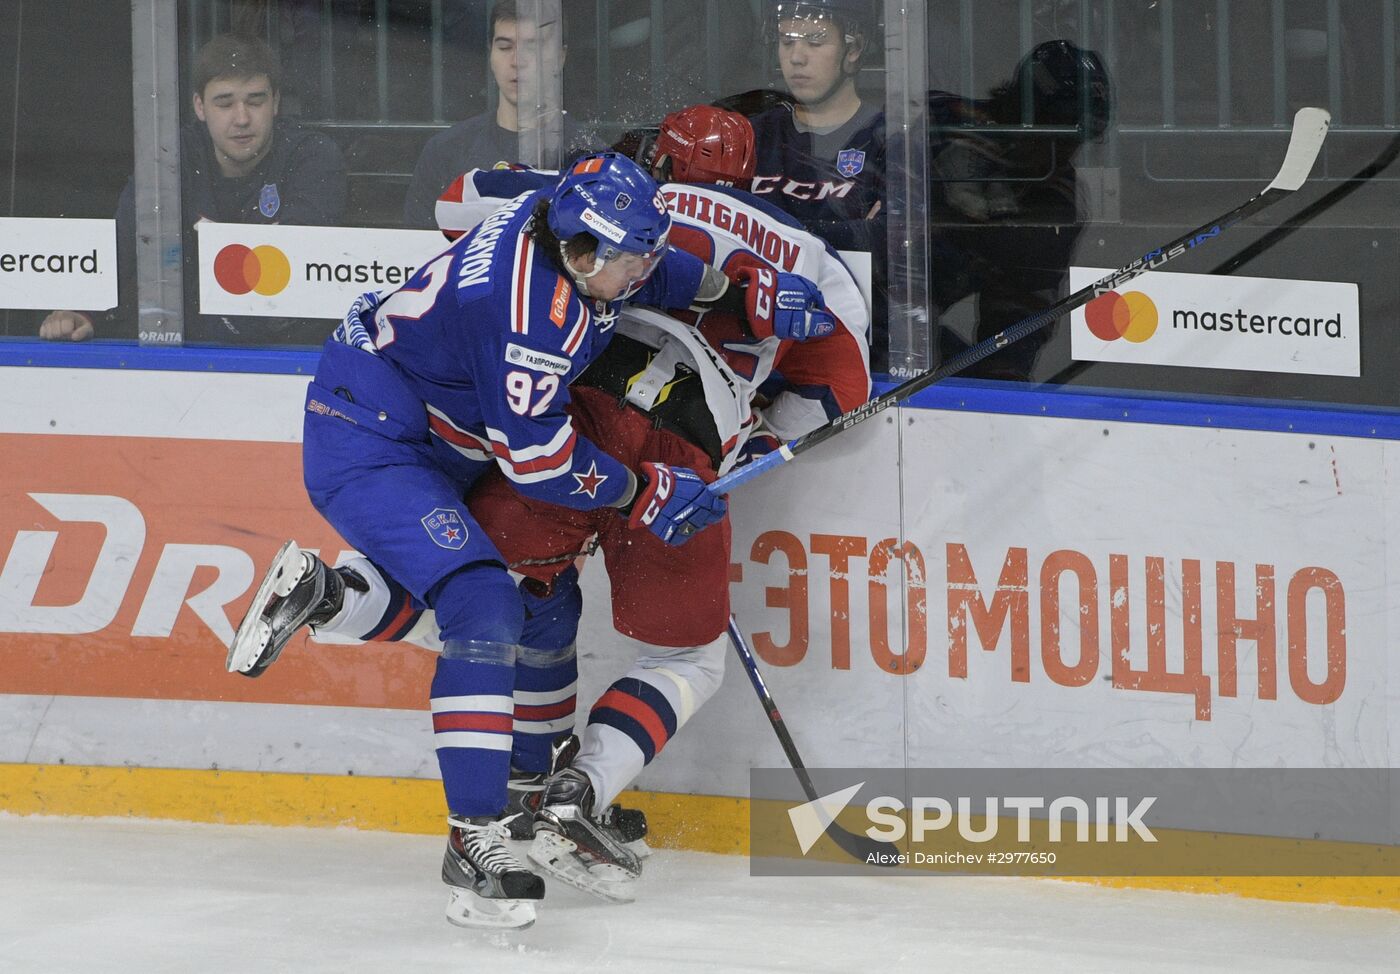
[1068,265,1360,377]
[195,222,447,319]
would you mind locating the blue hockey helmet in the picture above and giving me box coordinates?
[547,152,672,267]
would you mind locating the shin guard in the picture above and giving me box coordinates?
[576,632,727,809]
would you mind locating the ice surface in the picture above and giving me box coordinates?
[0,815,1395,973]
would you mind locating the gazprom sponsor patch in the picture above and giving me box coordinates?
[580,208,627,243]
[505,342,571,375]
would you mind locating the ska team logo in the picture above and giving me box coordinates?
[259,182,281,218]
[421,508,469,549]
[836,148,866,178]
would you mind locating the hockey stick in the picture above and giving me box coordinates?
[706,106,1331,498]
[1040,127,1400,387]
[726,616,900,865]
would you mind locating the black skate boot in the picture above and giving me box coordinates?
[442,814,546,929]
[504,769,546,840]
[225,540,365,677]
[509,758,649,855]
[528,748,645,903]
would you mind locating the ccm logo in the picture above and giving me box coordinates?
[752,268,776,321]
[640,466,675,526]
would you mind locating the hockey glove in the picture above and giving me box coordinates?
[734,430,782,469]
[627,461,728,546]
[333,290,383,352]
[735,266,837,342]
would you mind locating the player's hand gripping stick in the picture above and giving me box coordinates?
[628,461,728,545]
[736,266,837,342]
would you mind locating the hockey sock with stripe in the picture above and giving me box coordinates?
[431,641,517,817]
[575,633,726,809]
[511,643,578,774]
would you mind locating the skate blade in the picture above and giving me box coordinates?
[527,830,637,904]
[226,540,303,674]
[444,887,537,930]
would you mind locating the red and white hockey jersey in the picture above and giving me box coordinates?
[436,169,871,472]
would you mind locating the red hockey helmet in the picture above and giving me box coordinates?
[653,105,757,190]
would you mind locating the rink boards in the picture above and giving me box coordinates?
[0,365,1396,909]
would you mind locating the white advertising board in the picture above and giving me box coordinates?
[1069,265,1361,377]
[196,223,449,319]
[0,218,118,310]
[0,368,1394,800]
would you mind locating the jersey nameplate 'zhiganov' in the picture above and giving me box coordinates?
[436,170,871,472]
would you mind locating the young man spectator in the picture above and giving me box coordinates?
[749,0,885,252]
[40,33,347,345]
[401,0,598,228]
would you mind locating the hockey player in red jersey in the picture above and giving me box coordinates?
[225,148,843,930]
[227,109,868,917]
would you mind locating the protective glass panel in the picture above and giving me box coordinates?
[0,2,135,344]
[921,0,1400,412]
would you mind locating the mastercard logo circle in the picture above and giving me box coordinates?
[1085,290,1159,343]
[213,244,292,296]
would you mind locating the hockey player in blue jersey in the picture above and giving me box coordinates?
[228,152,837,930]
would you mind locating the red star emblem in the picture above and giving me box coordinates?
[571,460,609,499]
[443,527,461,542]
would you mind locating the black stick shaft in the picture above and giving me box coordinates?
[726,616,823,803]
[709,106,1329,497]
[797,188,1284,456]
[726,616,902,864]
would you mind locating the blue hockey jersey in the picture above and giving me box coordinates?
[328,186,705,510]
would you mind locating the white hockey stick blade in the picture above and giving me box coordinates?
[1266,107,1331,193]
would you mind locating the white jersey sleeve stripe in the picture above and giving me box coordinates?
[562,303,590,357]
[426,405,493,460]
[484,421,578,483]
[511,234,534,335]
[484,420,576,463]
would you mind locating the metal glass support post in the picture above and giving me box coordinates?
[131,0,183,344]
[516,0,564,170]
[882,0,932,377]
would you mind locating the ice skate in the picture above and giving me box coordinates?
[528,767,644,903]
[504,769,546,840]
[506,766,649,857]
[442,814,545,930]
[226,541,361,677]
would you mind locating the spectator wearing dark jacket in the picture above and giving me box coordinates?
[41,33,347,346]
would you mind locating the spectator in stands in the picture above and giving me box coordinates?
[748,0,885,253]
[927,39,1110,380]
[401,0,599,228]
[40,33,347,345]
